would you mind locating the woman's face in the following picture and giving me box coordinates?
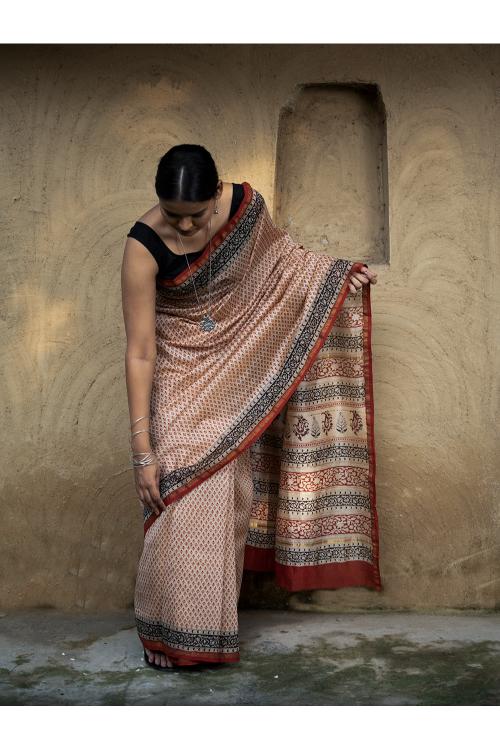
[158,197,214,236]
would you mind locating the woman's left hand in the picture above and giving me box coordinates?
[348,265,378,294]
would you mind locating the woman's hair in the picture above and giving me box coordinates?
[155,144,219,202]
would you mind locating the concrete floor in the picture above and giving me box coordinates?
[0,608,499,705]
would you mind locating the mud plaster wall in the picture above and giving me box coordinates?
[1,44,498,612]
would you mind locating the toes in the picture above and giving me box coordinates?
[145,647,174,668]
[154,651,167,667]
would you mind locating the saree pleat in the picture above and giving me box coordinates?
[134,181,382,665]
[135,448,253,666]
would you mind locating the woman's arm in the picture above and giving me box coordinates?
[121,237,167,516]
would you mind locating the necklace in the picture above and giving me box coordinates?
[176,216,216,333]
[174,187,253,332]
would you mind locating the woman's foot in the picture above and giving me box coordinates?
[144,647,174,669]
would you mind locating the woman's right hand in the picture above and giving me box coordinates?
[134,461,167,516]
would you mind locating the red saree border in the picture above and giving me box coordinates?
[156,181,254,288]
[361,272,382,590]
[275,559,380,591]
[144,261,368,534]
[141,637,240,666]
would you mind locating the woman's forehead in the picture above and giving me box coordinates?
[159,198,210,212]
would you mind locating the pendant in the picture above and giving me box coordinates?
[200,314,216,332]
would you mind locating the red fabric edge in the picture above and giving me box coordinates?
[243,550,382,593]
[141,637,240,666]
[144,261,365,535]
[275,559,381,592]
[156,181,253,288]
[361,278,382,590]
[243,545,276,572]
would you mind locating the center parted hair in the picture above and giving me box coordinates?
[155,144,219,203]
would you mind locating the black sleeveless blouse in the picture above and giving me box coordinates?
[126,183,245,280]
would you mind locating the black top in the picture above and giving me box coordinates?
[127,182,245,279]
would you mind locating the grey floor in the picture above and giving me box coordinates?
[1,608,499,705]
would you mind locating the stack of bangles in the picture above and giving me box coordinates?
[130,415,158,467]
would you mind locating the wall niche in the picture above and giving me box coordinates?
[274,82,389,265]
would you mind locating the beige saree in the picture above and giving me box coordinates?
[134,181,382,666]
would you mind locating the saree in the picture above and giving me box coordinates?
[134,181,382,667]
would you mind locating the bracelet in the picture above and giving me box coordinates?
[129,415,159,467]
[131,428,151,441]
[131,451,158,467]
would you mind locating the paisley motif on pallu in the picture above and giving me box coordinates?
[134,180,381,665]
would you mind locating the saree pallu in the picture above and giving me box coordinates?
[134,181,382,666]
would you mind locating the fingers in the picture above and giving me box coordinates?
[135,463,167,517]
[348,275,365,293]
[153,488,167,515]
[359,266,377,284]
[146,486,167,516]
[363,266,378,283]
[138,486,167,517]
[348,266,378,293]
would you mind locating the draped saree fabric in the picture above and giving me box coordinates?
[134,181,382,666]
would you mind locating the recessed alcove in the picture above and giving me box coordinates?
[274,83,389,265]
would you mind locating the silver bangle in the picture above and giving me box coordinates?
[131,451,157,467]
[129,416,160,467]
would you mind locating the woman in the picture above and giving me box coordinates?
[121,144,379,671]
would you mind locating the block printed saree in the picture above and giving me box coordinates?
[134,181,382,666]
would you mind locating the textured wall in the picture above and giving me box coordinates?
[1,44,498,612]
